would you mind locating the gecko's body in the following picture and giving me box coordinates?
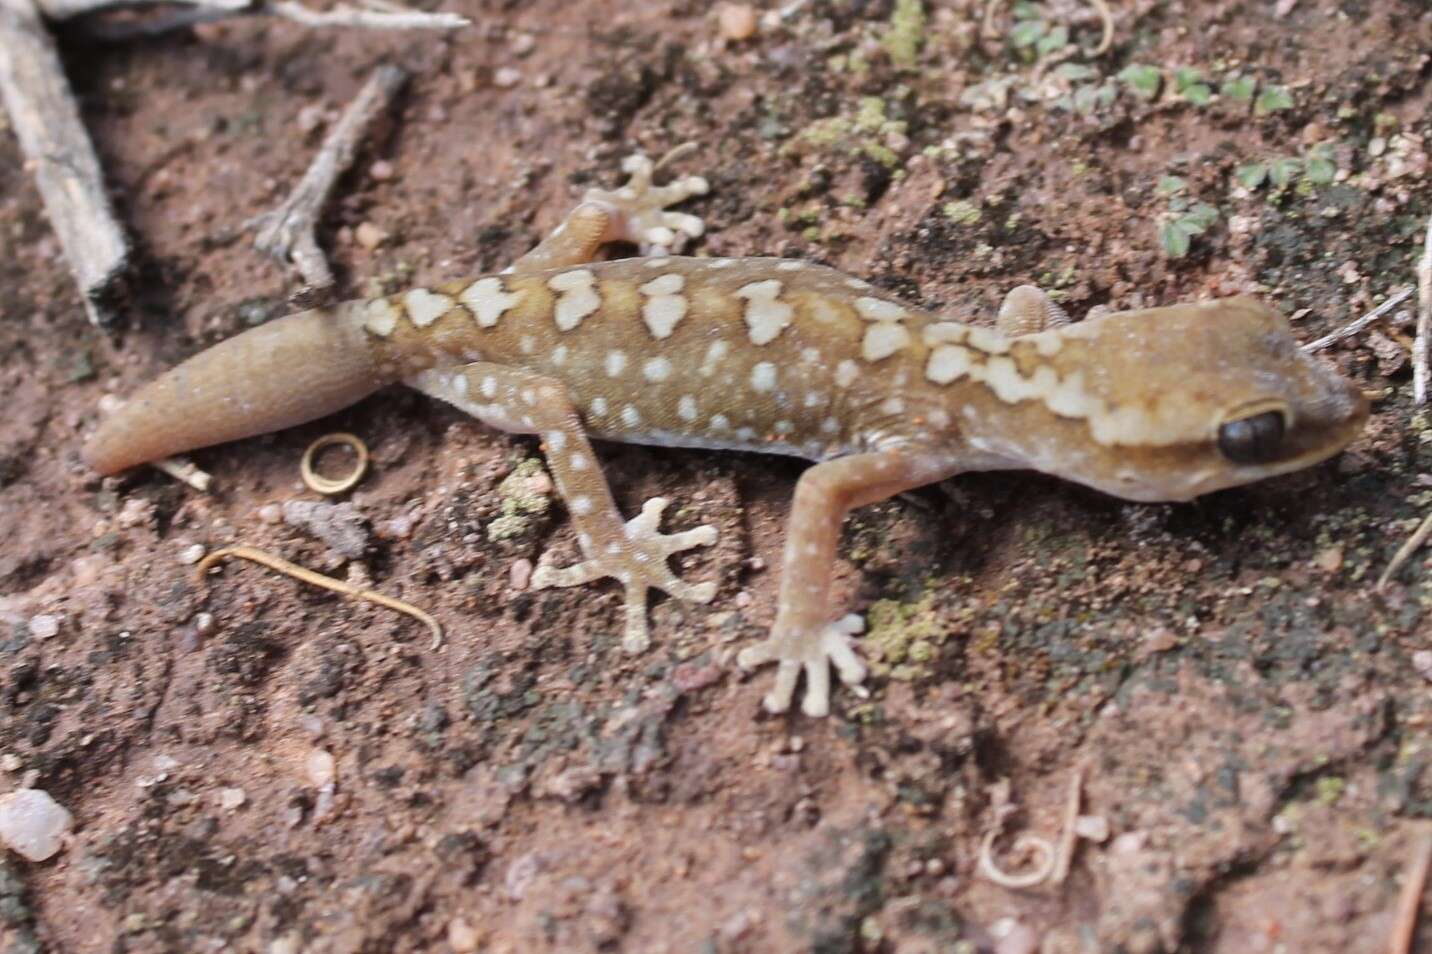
[85,157,1368,716]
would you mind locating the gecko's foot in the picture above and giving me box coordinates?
[583,152,709,255]
[532,496,718,653]
[736,614,868,718]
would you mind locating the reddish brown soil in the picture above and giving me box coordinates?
[2,1,1431,952]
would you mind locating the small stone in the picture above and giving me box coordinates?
[510,558,533,590]
[283,500,369,559]
[1074,814,1110,842]
[1143,627,1177,653]
[27,616,58,640]
[448,916,480,952]
[194,612,215,636]
[1314,546,1343,573]
[0,755,20,772]
[178,544,206,566]
[296,104,326,133]
[1412,650,1432,683]
[369,160,394,181]
[993,921,1039,954]
[306,749,336,788]
[258,503,283,525]
[355,221,389,250]
[493,67,522,88]
[509,32,536,55]
[717,3,758,40]
[0,789,73,861]
[218,787,246,811]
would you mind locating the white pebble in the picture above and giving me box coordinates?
[27,615,59,640]
[306,749,336,788]
[178,544,206,566]
[258,503,284,525]
[493,67,522,88]
[448,917,480,953]
[0,788,73,861]
[1074,814,1110,842]
[194,612,215,636]
[1413,650,1432,683]
[0,755,19,773]
[218,788,246,811]
[510,558,533,591]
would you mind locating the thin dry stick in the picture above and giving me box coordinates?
[1388,833,1432,954]
[197,544,445,648]
[0,0,130,327]
[1051,766,1085,885]
[36,0,466,28]
[1414,215,1431,406]
[152,455,212,492]
[1376,509,1432,591]
[1302,287,1414,353]
[247,64,407,293]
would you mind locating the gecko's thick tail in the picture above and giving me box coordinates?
[84,303,389,475]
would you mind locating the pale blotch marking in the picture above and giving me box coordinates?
[403,288,455,328]
[821,417,840,433]
[459,277,523,328]
[774,420,793,434]
[835,359,859,388]
[643,357,673,382]
[364,297,400,337]
[639,273,688,339]
[750,362,778,393]
[879,397,905,416]
[736,279,795,345]
[548,268,601,331]
[552,344,569,366]
[605,350,628,377]
[572,496,594,516]
[854,297,906,322]
[926,344,974,385]
[803,391,828,408]
[710,414,731,431]
[480,376,498,398]
[519,335,536,355]
[677,395,698,421]
[621,405,642,427]
[966,325,1012,354]
[571,453,589,471]
[707,258,736,269]
[800,347,820,363]
[736,426,756,441]
[591,397,609,416]
[546,430,567,451]
[862,322,911,362]
[777,260,806,271]
[700,340,729,376]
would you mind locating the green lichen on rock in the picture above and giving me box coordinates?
[794,96,909,168]
[883,0,926,69]
[487,458,553,542]
[864,591,946,680]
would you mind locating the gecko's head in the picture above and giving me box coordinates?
[998,297,1369,503]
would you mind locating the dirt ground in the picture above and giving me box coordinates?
[1,0,1431,951]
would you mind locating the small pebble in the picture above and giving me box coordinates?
[493,67,522,88]
[270,934,301,954]
[178,544,206,566]
[307,748,336,788]
[448,917,480,953]
[218,787,246,811]
[509,32,536,55]
[510,558,533,590]
[258,503,284,525]
[194,612,215,636]
[369,159,395,181]
[717,3,758,40]
[0,788,73,862]
[1,755,21,772]
[27,615,59,640]
[1074,814,1110,842]
[299,714,325,738]
[296,104,326,133]
[355,221,389,250]
[1413,650,1432,683]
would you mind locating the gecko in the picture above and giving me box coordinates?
[83,154,1369,718]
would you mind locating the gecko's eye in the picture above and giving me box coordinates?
[1217,410,1287,464]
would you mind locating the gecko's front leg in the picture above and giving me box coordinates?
[409,363,717,654]
[737,450,968,717]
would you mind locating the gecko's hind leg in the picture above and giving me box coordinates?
[508,152,709,273]
[407,363,718,654]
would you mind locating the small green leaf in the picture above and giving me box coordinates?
[1182,202,1219,231]
[1071,83,1108,114]
[1118,64,1163,99]
[1234,163,1268,189]
[1220,74,1256,102]
[1160,219,1192,258]
[1009,19,1046,47]
[1011,0,1042,17]
[1268,156,1301,187]
[1183,83,1212,105]
[1156,175,1188,196]
[1255,85,1294,115]
[1055,62,1099,81]
[1173,67,1203,90]
[1036,24,1069,56]
[1304,155,1336,185]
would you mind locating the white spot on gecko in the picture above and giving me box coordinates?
[700,340,729,376]
[643,357,673,382]
[835,359,859,387]
[573,496,593,515]
[546,431,567,451]
[639,273,687,339]
[862,322,911,362]
[750,362,777,392]
[459,277,523,328]
[480,376,498,398]
[591,397,609,416]
[622,405,641,427]
[678,395,698,421]
[926,344,973,384]
[403,288,455,328]
[605,351,628,377]
[548,268,601,331]
[736,279,794,345]
[364,297,399,337]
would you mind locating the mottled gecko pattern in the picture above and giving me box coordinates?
[85,156,1369,717]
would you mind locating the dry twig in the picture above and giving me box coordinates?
[1301,287,1414,353]
[1388,833,1431,954]
[0,0,129,327]
[247,63,407,293]
[1414,215,1431,406]
[1377,510,1432,592]
[197,544,445,648]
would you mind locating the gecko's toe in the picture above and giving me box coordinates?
[740,615,869,718]
[583,153,709,255]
